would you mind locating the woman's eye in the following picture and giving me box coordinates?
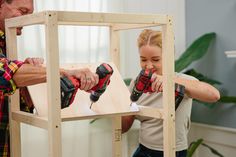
[141,59,147,62]
[153,59,160,62]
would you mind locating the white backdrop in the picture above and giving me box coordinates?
[18,0,186,157]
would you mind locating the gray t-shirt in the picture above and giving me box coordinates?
[129,73,197,151]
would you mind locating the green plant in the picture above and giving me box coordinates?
[187,139,224,157]
[176,32,236,105]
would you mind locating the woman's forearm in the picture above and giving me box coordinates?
[175,77,220,103]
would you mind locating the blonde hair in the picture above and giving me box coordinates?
[137,29,162,49]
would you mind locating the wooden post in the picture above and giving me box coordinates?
[110,26,120,70]
[112,116,122,157]
[45,11,62,157]
[5,27,21,157]
[162,16,176,157]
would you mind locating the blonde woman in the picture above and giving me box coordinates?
[122,29,220,157]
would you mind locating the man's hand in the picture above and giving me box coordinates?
[24,57,44,66]
[64,68,99,91]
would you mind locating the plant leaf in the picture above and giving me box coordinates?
[90,118,100,124]
[175,33,216,72]
[187,138,204,157]
[202,143,224,157]
[184,69,221,85]
[193,95,236,108]
[124,78,132,86]
[219,96,236,103]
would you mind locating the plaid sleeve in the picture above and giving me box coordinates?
[0,56,23,95]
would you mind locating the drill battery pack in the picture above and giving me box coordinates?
[174,83,185,110]
[60,76,80,109]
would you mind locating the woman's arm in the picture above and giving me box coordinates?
[175,77,220,103]
[150,73,220,103]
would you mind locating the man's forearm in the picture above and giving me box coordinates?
[13,64,47,87]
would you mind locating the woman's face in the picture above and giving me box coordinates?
[139,45,162,75]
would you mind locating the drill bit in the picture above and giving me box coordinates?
[130,102,133,106]
[90,102,93,109]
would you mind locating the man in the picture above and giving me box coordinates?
[0,0,99,156]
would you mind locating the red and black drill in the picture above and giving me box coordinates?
[60,63,113,109]
[89,63,113,108]
[130,69,185,110]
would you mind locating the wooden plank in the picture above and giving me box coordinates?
[112,116,122,157]
[112,24,161,31]
[12,111,48,129]
[6,27,21,157]
[61,111,139,122]
[5,12,45,28]
[45,11,62,157]
[162,16,176,157]
[138,106,164,119]
[57,11,168,25]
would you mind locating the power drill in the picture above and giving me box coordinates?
[89,63,113,108]
[60,63,113,109]
[130,69,185,110]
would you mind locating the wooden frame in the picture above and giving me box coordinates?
[5,11,175,157]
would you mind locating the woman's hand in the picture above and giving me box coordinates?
[150,73,163,92]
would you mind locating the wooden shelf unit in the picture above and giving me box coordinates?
[5,11,176,157]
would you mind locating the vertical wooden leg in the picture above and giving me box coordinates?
[9,91,21,157]
[112,116,122,157]
[10,120,21,157]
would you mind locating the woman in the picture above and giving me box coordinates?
[122,29,220,157]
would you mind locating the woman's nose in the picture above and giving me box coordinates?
[145,62,154,69]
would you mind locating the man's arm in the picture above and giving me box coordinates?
[13,63,99,91]
[12,63,47,87]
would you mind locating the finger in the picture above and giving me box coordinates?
[34,58,44,66]
[151,77,159,92]
[87,73,98,90]
[39,58,44,64]
[154,80,161,92]
[25,58,33,65]
[157,82,163,92]
[94,74,99,85]
[84,77,92,91]
[79,73,86,90]
[150,74,157,83]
